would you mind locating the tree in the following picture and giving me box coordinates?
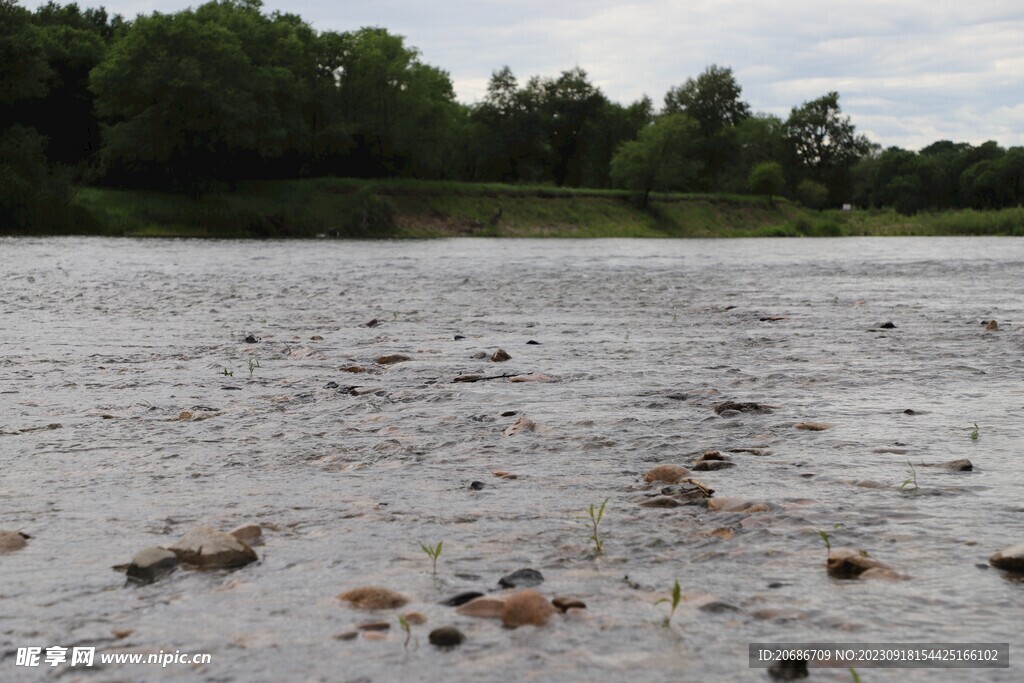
[785,92,871,203]
[541,67,607,186]
[664,65,751,191]
[748,161,784,202]
[609,113,701,207]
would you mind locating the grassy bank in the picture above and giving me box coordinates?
[27,178,1024,238]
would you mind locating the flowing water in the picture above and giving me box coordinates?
[1,236,1022,682]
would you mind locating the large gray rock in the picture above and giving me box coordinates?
[126,547,179,584]
[989,543,1024,573]
[169,526,257,568]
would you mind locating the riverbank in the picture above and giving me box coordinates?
[12,178,1024,238]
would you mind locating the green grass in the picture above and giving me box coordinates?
[23,178,1024,239]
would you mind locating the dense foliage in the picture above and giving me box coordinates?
[1,0,1022,231]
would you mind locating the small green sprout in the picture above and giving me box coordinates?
[247,356,261,377]
[899,460,919,495]
[818,529,832,553]
[849,667,861,682]
[655,579,682,625]
[221,367,233,377]
[419,541,443,575]
[398,614,411,648]
[587,499,609,554]
[969,422,979,440]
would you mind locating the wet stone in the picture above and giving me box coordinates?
[826,548,903,580]
[989,543,1024,573]
[126,547,178,584]
[429,626,465,648]
[526,340,541,345]
[168,526,257,569]
[491,348,511,362]
[455,596,506,618]
[768,658,809,680]
[713,401,774,414]
[441,591,484,607]
[339,586,409,610]
[502,590,555,628]
[502,416,536,437]
[469,481,485,490]
[0,530,30,554]
[453,334,465,340]
[357,622,390,632]
[879,321,897,329]
[552,597,586,612]
[639,495,682,508]
[929,458,973,472]
[643,464,691,484]
[499,568,544,589]
[229,524,263,546]
[244,334,259,343]
[376,354,410,365]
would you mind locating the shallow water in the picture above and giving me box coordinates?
[1,236,1022,682]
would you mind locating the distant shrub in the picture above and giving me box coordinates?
[796,179,829,210]
[346,187,396,235]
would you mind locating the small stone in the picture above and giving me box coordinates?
[502,416,536,437]
[429,626,465,648]
[357,621,390,631]
[470,351,487,359]
[903,408,917,415]
[229,524,263,546]
[509,373,554,383]
[794,422,834,431]
[112,629,134,639]
[454,334,466,340]
[692,460,736,471]
[340,365,368,373]
[244,334,259,343]
[526,340,541,345]
[827,548,905,580]
[713,401,774,414]
[362,631,388,641]
[376,354,410,365]
[768,658,809,680]
[491,348,511,362]
[455,596,506,618]
[0,530,30,554]
[177,411,193,421]
[705,527,735,540]
[499,568,544,588]
[500,410,517,417]
[639,495,682,508]
[492,471,518,479]
[643,464,691,484]
[989,543,1024,572]
[985,320,998,331]
[927,459,973,472]
[552,597,586,612]
[365,318,380,328]
[339,586,409,610]
[402,611,428,625]
[333,631,359,641]
[502,590,555,628]
[441,591,484,607]
[879,321,897,329]
[310,335,324,341]
[126,547,179,584]
[168,527,257,569]
[469,481,485,491]
[706,498,772,513]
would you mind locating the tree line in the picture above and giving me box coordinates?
[2,0,1022,231]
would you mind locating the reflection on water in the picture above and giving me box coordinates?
[1,236,1022,682]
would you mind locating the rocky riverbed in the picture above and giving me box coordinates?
[1,236,1022,682]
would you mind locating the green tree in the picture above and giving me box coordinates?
[748,161,784,202]
[541,67,607,186]
[796,178,829,209]
[785,92,871,203]
[610,113,701,207]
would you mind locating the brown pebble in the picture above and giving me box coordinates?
[357,621,390,631]
[552,597,587,612]
[333,631,358,641]
[509,373,553,383]
[402,611,428,625]
[639,495,682,508]
[502,589,555,628]
[429,626,465,648]
[338,586,409,610]
[794,422,834,431]
[985,320,998,331]
[456,596,507,619]
[827,548,905,580]
[643,464,691,484]
[340,365,368,373]
[228,524,263,546]
[502,416,536,437]
[362,632,388,641]
[0,530,29,553]
[177,411,193,421]
[491,349,511,362]
[493,471,518,479]
[376,354,410,365]
[111,629,133,640]
[310,335,324,341]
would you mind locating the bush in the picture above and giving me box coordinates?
[346,187,396,235]
[796,179,829,210]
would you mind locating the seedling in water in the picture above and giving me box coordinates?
[849,668,861,682]
[655,579,682,626]
[398,614,411,649]
[899,460,919,495]
[818,529,832,553]
[969,422,979,440]
[221,367,233,377]
[247,356,261,377]
[419,541,443,575]
[587,499,609,554]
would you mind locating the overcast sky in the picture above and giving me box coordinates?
[100,0,1023,150]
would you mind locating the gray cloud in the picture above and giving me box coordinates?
[102,0,1024,149]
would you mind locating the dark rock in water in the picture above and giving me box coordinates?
[469,481,485,491]
[826,548,904,580]
[643,464,691,484]
[928,458,973,472]
[357,621,390,632]
[339,586,409,610]
[376,354,410,365]
[879,321,897,329]
[696,451,728,462]
[454,335,466,341]
[693,460,736,472]
[333,631,359,641]
[526,340,541,345]
[470,351,487,359]
[552,596,586,612]
[985,320,998,331]
[903,408,917,415]
[768,658,808,680]
[365,318,380,328]
[169,526,257,569]
[221,386,241,391]
[325,381,339,389]
[126,547,179,584]
[244,334,259,344]
[698,600,738,613]
[499,568,544,589]
[0,530,30,554]
[429,626,465,648]
[491,348,511,362]
[500,410,517,417]
[639,495,682,508]
[713,401,773,414]
[989,544,1024,572]
[440,591,484,607]
[666,392,688,401]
